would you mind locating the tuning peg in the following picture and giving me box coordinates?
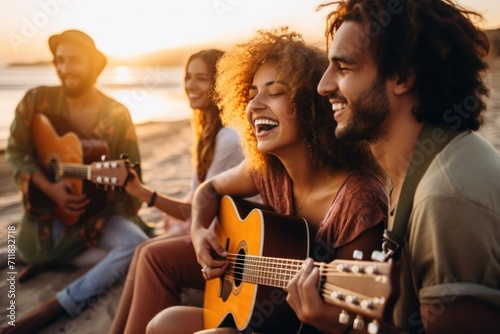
[120,153,128,160]
[353,315,365,330]
[371,250,386,263]
[101,155,108,161]
[353,250,363,260]
[367,320,380,334]
[336,263,348,272]
[345,295,358,305]
[338,310,350,324]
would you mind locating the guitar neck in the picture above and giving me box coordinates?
[46,160,129,187]
[227,253,304,288]
[56,163,91,180]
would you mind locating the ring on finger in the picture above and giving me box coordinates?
[201,264,208,273]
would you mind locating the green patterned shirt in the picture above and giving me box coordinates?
[7,85,153,265]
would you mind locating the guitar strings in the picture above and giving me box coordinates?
[42,162,90,175]
[226,258,325,275]
[225,253,368,274]
[223,253,381,288]
[41,161,122,179]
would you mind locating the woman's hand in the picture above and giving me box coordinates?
[190,162,257,281]
[191,224,229,280]
[125,168,147,201]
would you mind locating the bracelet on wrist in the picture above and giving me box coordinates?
[147,191,157,207]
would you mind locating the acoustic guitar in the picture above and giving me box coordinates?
[29,113,133,226]
[204,196,399,334]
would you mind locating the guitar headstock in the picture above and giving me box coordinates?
[89,159,132,188]
[321,252,399,333]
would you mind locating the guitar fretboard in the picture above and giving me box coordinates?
[46,162,91,180]
[62,164,90,179]
[227,254,304,288]
[226,253,387,288]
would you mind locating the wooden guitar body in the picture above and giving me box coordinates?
[30,113,108,225]
[204,196,399,334]
[204,196,310,333]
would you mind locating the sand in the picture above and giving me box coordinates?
[1,59,500,333]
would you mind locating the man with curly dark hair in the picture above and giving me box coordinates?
[289,1,500,333]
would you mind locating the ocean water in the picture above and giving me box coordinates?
[0,65,191,150]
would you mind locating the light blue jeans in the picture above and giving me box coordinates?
[52,215,149,316]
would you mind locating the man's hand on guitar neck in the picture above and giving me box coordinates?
[286,258,401,334]
[32,169,90,215]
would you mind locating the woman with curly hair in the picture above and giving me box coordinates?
[146,28,388,334]
[109,49,247,334]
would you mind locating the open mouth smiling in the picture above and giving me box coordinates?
[187,93,202,99]
[254,118,279,134]
[331,102,347,113]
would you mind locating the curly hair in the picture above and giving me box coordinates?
[215,28,383,179]
[187,49,224,183]
[319,0,490,131]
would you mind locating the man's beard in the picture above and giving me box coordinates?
[335,76,390,143]
[58,72,94,98]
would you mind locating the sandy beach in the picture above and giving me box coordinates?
[1,58,500,333]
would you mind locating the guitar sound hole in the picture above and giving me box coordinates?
[233,249,245,287]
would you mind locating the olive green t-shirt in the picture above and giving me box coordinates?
[391,131,500,332]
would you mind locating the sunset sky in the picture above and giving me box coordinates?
[1,0,499,65]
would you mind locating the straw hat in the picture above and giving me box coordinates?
[48,30,107,75]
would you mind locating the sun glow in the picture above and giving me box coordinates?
[113,66,132,85]
[0,0,498,65]
[53,0,254,59]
